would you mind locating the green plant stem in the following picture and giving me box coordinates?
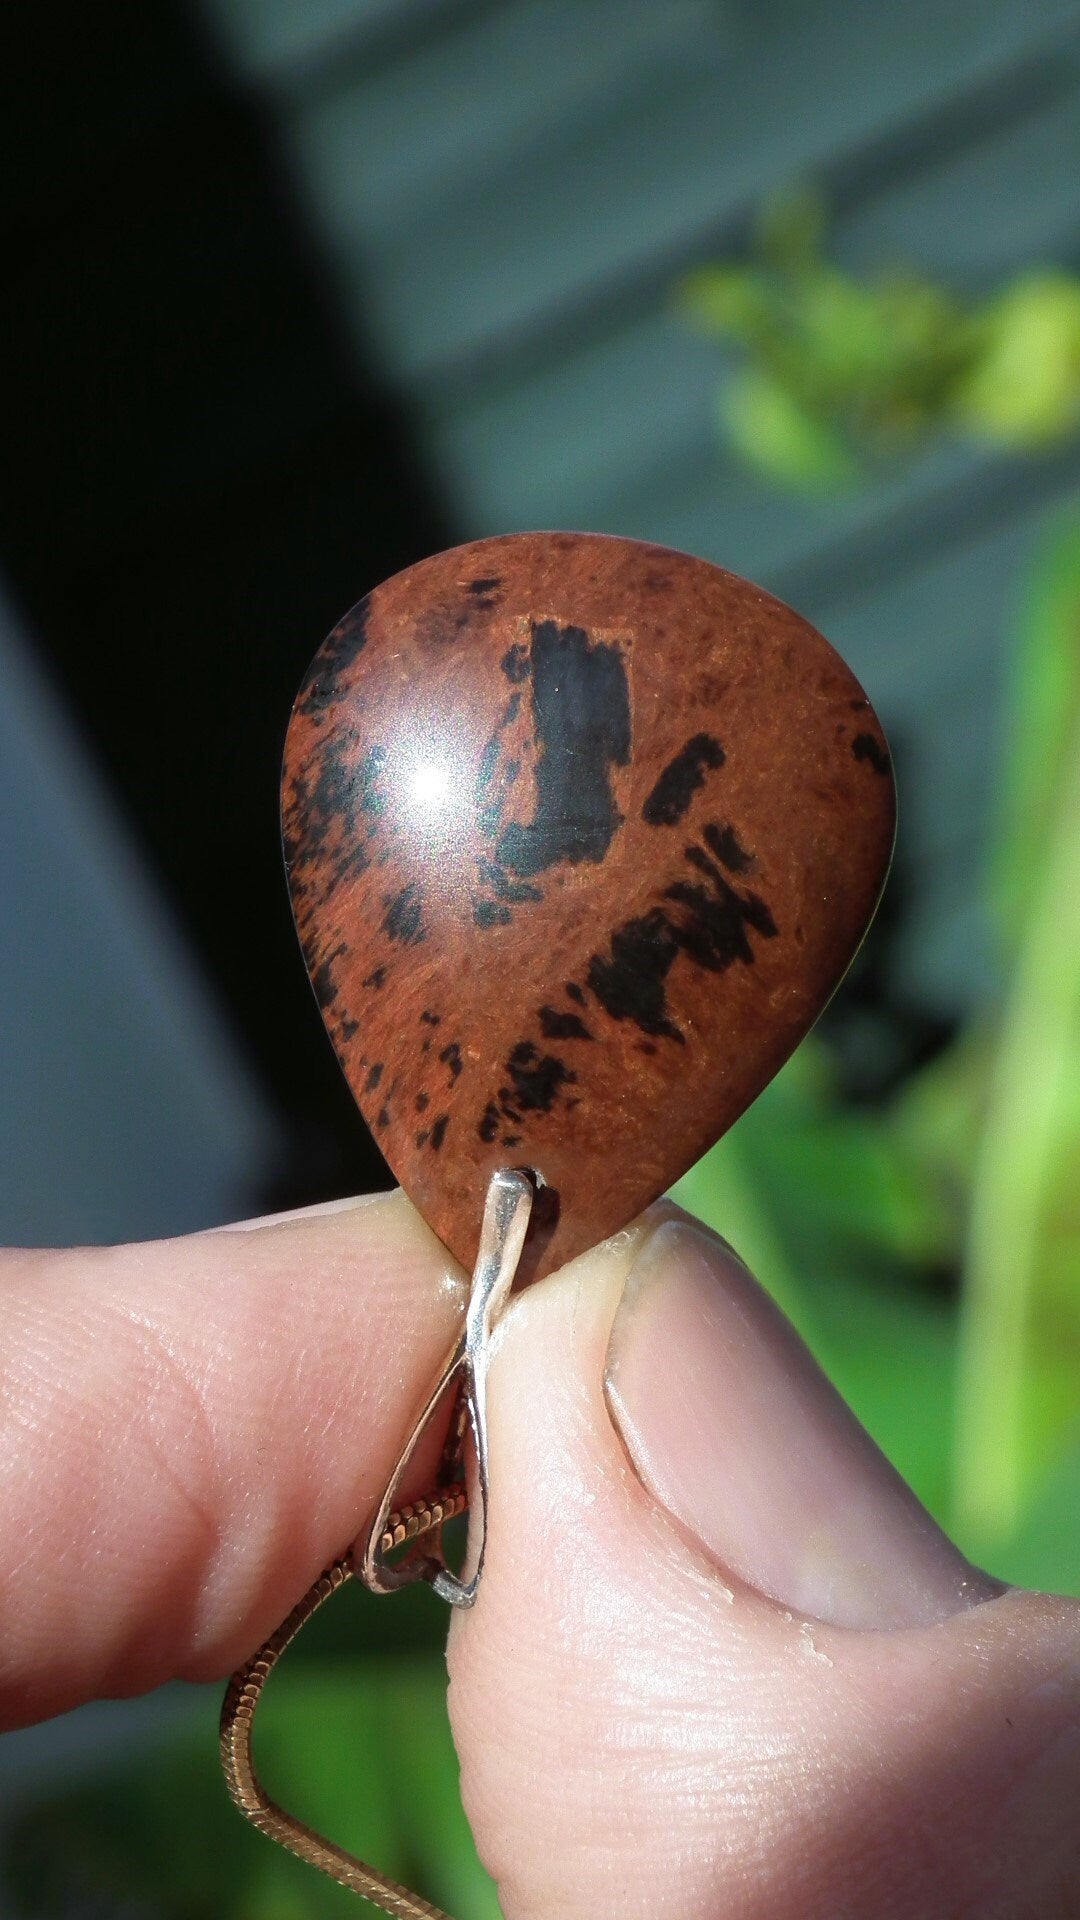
[953,700,1080,1545]
[672,1134,809,1330]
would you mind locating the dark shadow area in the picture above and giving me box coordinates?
[0,0,456,1211]
[819,733,958,1109]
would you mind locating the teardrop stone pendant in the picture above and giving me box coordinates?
[222,532,896,1919]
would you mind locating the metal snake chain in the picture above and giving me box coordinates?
[220,1484,468,1920]
[220,1170,534,1920]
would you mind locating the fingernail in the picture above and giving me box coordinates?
[214,1192,385,1232]
[604,1218,999,1630]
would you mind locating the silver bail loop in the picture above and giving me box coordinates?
[358,1167,533,1608]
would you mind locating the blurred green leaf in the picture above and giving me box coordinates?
[695,1070,957,1499]
[5,1659,501,1920]
[7,1704,253,1920]
[677,1049,962,1524]
[988,506,1080,940]
[680,189,1080,1586]
[672,1116,809,1329]
[720,368,857,492]
[789,268,903,400]
[887,1029,986,1215]
[954,523,1080,1551]
[682,1044,957,1285]
[954,273,1080,446]
[809,1266,960,1526]
[676,517,1080,1590]
[990,1436,1080,1593]
[680,194,1080,491]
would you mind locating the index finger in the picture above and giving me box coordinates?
[0,1191,463,1729]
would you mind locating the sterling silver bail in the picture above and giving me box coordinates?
[358,1166,533,1608]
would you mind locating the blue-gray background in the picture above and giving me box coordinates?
[2,0,1079,1908]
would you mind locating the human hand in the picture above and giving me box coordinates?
[1,1195,1077,1916]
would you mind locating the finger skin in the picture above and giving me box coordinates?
[448,1211,1080,1920]
[0,1192,463,1727]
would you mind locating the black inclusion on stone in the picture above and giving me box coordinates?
[668,860,777,972]
[288,733,391,904]
[415,1091,429,1112]
[473,684,541,924]
[477,858,542,905]
[430,1114,449,1151]
[495,620,631,877]
[478,1101,500,1143]
[587,831,779,1043]
[474,695,518,798]
[318,739,378,853]
[476,733,501,795]
[565,982,586,1005]
[439,1041,462,1080]
[420,1009,441,1026]
[852,732,891,777]
[355,745,389,822]
[364,1061,383,1093]
[501,1041,576,1113]
[501,643,531,684]
[289,745,354,874]
[539,1005,593,1041]
[295,597,370,719]
[474,899,512,927]
[705,821,754,874]
[475,692,523,836]
[311,940,347,1010]
[469,576,502,595]
[642,733,725,827]
[362,965,387,990]
[587,910,684,1042]
[382,882,425,945]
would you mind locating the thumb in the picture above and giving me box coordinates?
[447,1208,1080,1920]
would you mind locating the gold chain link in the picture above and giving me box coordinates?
[220,1485,469,1920]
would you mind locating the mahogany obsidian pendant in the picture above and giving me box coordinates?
[282,532,895,1284]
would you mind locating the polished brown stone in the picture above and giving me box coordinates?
[282,533,895,1283]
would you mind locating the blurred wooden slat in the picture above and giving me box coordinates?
[0,597,283,1243]
[182,0,1080,1020]
[273,0,1080,377]
[282,0,721,247]
[206,0,464,83]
